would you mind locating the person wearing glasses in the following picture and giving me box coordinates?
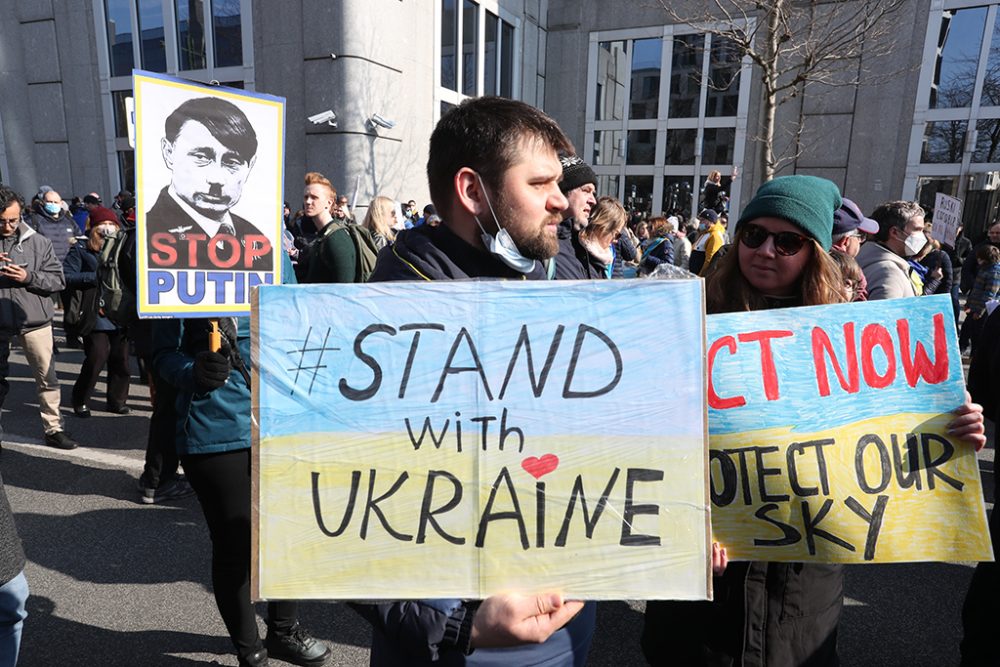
[642,175,986,667]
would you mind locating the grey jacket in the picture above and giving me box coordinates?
[856,241,916,301]
[0,221,66,334]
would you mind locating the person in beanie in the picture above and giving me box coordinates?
[552,154,599,279]
[642,175,986,667]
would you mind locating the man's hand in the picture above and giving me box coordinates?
[0,261,28,283]
[949,391,986,451]
[470,594,583,649]
[193,347,231,390]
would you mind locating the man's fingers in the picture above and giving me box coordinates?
[533,593,563,616]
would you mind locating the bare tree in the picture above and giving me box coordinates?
[657,0,910,182]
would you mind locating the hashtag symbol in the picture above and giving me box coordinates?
[286,326,339,396]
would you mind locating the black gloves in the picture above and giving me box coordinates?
[193,345,231,391]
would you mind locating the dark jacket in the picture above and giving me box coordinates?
[61,242,112,335]
[299,220,357,283]
[919,249,953,296]
[612,234,637,278]
[643,293,844,667]
[960,240,1000,293]
[0,221,65,335]
[30,208,78,263]
[365,220,593,666]
[0,472,25,587]
[968,307,1000,424]
[144,186,273,271]
[640,236,674,274]
[553,219,607,280]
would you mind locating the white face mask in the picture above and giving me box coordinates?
[902,230,925,257]
[472,173,536,274]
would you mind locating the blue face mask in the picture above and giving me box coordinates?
[43,202,61,216]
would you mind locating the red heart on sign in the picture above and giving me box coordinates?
[521,454,559,479]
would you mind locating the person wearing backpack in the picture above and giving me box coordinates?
[62,215,131,416]
[296,172,379,283]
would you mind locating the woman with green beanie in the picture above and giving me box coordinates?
[642,175,986,666]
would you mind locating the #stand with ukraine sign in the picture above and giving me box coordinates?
[251,280,712,600]
[707,294,993,563]
[133,69,285,319]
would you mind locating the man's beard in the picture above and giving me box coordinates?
[493,190,561,261]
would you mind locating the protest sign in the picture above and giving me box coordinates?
[252,280,710,601]
[932,192,962,248]
[707,295,992,563]
[134,70,285,318]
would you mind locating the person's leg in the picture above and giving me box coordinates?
[104,330,131,410]
[0,570,29,666]
[20,326,64,435]
[71,332,111,409]
[140,364,179,491]
[960,465,998,667]
[181,449,262,660]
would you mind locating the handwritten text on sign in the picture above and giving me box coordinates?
[706,295,992,563]
[252,281,710,600]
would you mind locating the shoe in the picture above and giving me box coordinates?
[44,431,78,450]
[73,405,90,418]
[238,649,269,667]
[139,476,195,505]
[106,404,130,415]
[264,624,331,666]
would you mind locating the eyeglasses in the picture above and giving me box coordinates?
[0,218,19,225]
[740,222,810,256]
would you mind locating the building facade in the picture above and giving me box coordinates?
[0,0,997,240]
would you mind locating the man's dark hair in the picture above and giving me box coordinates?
[0,186,25,214]
[164,96,258,163]
[870,200,924,242]
[427,96,573,219]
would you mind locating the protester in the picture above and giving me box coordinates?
[918,236,953,298]
[671,216,692,270]
[29,187,77,264]
[960,305,1000,667]
[642,174,985,667]
[0,186,77,450]
[297,172,356,283]
[553,155,598,279]
[960,221,1000,294]
[0,470,26,666]
[62,215,131,416]
[360,196,397,250]
[69,196,88,234]
[830,248,864,302]
[688,209,725,275]
[561,195,627,279]
[700,170,725,213]
[152,254,330,667]
[364,95,595,666]
[856,200,926,300]
[638,216,674,275]
[961,244,1000,354]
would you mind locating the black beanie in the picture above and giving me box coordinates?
[559,155,597,194]
[736,175,842,251]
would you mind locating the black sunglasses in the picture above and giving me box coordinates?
[740,222,810,256]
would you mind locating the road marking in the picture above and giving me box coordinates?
[3,435,145,473]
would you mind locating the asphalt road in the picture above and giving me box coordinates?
[0,322,993,666]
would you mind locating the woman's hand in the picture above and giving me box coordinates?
[949,391,986,451]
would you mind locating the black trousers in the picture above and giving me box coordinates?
[181,448,297,659]
[960,462,998,667]
[71,329,130,408]
[139,363,179,489]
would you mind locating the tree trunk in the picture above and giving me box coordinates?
[759,0,783,182]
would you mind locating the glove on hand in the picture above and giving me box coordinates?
[193,345,231,391]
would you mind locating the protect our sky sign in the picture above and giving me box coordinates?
[707,294,992,563]
[251,281,711,601]
[134,70,285,318]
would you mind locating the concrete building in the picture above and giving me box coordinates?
[0,0,998,240]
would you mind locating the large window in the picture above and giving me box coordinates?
[907,2,1000,239]
[586,27,751,219]
[438,0,518,113]
[95,0,252,191]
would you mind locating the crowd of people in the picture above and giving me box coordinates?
[0,94,996,667]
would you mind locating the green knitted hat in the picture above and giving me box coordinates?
[736,175,842,251]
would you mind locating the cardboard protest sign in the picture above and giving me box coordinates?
[707,295,992,563]
[252,280,710,600]
[134,70,285,318]
[932,193,962,248]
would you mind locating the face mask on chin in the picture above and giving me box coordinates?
[472,173,536,274]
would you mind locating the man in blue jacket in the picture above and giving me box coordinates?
[365,96,596,666]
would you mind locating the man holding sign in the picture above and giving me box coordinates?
[360,96,595,665]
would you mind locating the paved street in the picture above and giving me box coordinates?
[0,322,993,666]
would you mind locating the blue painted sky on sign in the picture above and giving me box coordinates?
[706,295,964,435]
[256,280,705,439]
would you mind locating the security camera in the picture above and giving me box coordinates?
[308,110,338,127]
[369,114,396,130]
